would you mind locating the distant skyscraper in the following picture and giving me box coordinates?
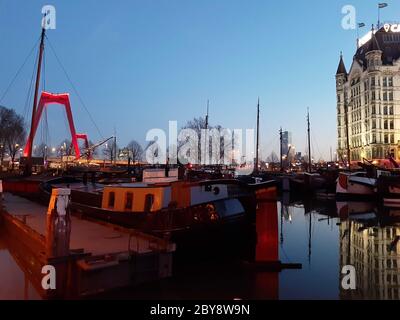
[336,25,400,163]
[282,131,292,156]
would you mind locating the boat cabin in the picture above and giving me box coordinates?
[101,181,231,213]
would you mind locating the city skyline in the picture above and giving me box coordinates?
[1,1,400,160]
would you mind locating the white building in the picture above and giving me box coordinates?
[336,25,400,163]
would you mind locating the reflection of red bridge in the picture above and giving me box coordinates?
[255,201,279,299]
[24,92,90,160]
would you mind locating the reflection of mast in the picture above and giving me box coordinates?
[347,220,351,266]
[280,203,284,244]
[308,211,312,264]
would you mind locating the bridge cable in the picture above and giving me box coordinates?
[0,36,41,105]
[45,36,104,140]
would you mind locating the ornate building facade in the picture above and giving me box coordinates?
[336,25,400,163]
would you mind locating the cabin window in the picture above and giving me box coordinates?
[125,192,134,210]
[144,194,154,212]
[108,192,115,208]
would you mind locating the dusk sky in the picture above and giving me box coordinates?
[1,0,399,160]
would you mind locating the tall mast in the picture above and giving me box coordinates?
[280,127,283,172]
[204,99,209,165]
[255,98,260,174]
[344,98,351,169]
[307,109,312,173]
[25,16,46,176]
[205,100,209,131]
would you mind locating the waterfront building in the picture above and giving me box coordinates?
[282,131,292,156]
[336,25,400,163]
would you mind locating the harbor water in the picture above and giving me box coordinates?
[1,199,399,300]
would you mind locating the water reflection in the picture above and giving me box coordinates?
[280,194,400,300]
[339,212,400,300]
[1,196,400,300]
[0,234,41,300]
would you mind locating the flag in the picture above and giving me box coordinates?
[379,3,388,8]
[358,23,365,28]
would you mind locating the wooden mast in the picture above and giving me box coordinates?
[25,16,46,176]
[280,127,283,172]
[307,109,312,173]
[255,98,260,174]
[204,100,209,165]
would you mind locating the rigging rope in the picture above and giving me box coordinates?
[45,36,104,140]
[0,36,41,105]
[22,47,39,124]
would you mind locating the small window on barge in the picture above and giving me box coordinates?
[125,192,134,210]
[108,191,115,208]
[144,194,154,212]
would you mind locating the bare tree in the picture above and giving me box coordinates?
[0,107,26,169]
[103,140,119,162]
[58,139,72,157]
[126,140,143,163]
[35,143,48,158]
[182,117,235,165]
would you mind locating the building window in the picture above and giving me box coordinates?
[385,134,389,144]
[372,91,376,100]
[383,92,388,101]
[383,77,388,87]
[389,92,394,101]
[125,192,134,210]
[384,106,388,115]
[389,77,393,87]
[108,192,115,208]
[384,120,388,130]
[371,77,376,87]
[390,120,394,130]
[391,134,395,144]
[390,106,394,115]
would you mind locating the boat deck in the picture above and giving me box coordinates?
[2,193,170,255]
[0,192,175,298]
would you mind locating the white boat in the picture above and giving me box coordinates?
[336,172,376,199]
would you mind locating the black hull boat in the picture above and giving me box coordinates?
[39,178,276,253]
